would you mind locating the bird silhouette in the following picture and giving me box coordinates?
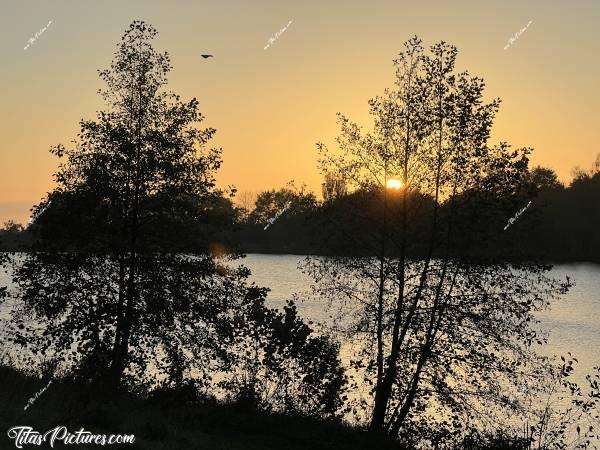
[201,54,214,59]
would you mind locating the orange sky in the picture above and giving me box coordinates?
[1,0,599,224]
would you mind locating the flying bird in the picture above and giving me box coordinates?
[201,54,214,59]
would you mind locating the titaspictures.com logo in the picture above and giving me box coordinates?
[7,426,135,448]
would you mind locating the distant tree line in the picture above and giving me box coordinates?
[228,156,600,262]
[2,157,599,262]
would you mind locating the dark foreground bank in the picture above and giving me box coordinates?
[0,364,400,450]
[0,365,531,450]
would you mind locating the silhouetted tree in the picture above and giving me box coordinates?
[528,166,564,191]
[525,356,600,449]
[222,298,346,417]
[523,157,600,262]
[233,183,320,254]
[322,171,348,203]
[7,21,233,389]
[235,190,258,220]
[4,23,345,409]
[306,37,571,445]
[0,221,28,251]
[248,182,317,227]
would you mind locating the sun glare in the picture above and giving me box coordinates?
[386,179,402,190]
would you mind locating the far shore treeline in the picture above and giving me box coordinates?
[2,160,599,261]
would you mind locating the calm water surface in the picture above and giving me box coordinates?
[241,254,600,381]
[1,254,598,382]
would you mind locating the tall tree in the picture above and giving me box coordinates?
[9,21,231,388]
[307,37,570,444]
[4,23,344,406]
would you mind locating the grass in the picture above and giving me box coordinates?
[0,364,400,450]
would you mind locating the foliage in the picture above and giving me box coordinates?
[7,20,232,390]
[221,298,346,417]
[4,21,345,417]
[304,36,572,446]
[526,356,600,449]
[247,182,317,227]
[0,221,30,251]
[0,363,393,450]
[235,182,320,253]
[322,171,348,203]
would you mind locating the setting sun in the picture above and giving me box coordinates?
[386,179,403,190]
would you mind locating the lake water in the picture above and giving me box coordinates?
[240,254,600,384]
[1,254,599,383]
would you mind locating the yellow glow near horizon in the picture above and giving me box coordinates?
[1,1,599,224]
[386,179,402,190]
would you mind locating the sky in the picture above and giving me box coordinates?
[1,0,599,224]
